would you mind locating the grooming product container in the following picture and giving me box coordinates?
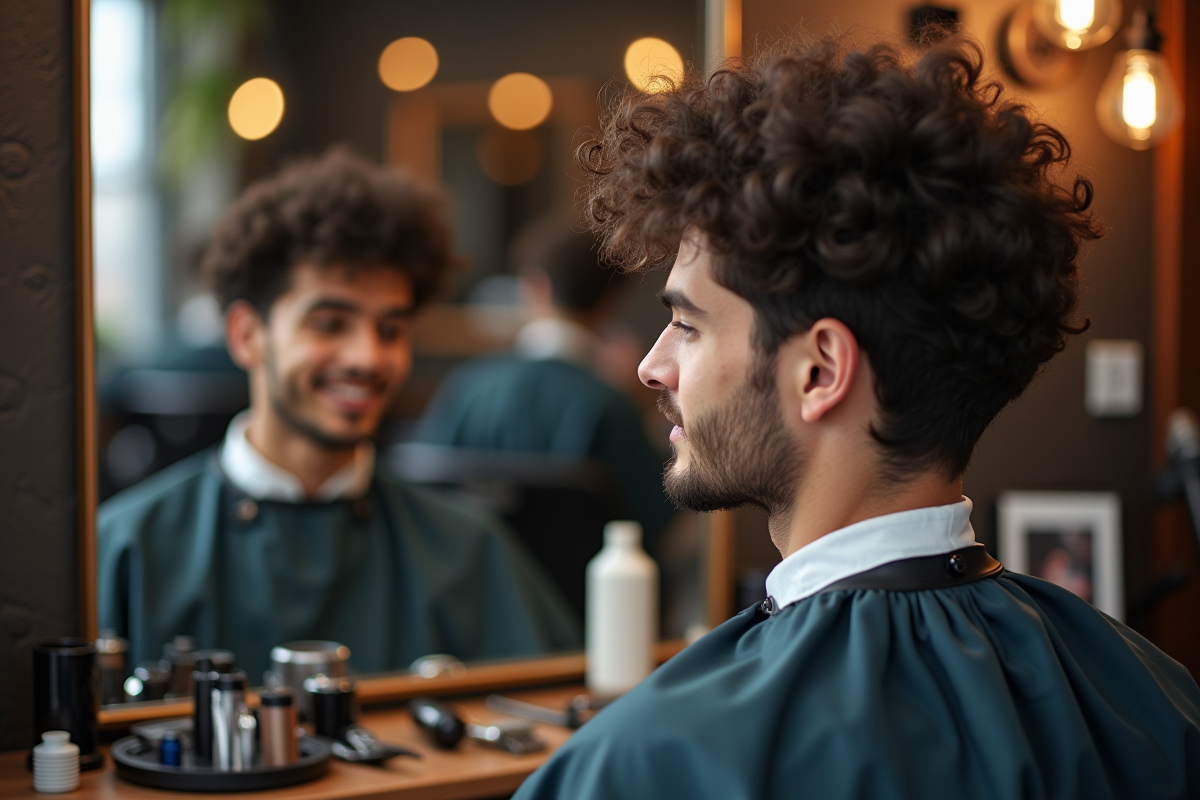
[258,688,299,767]
[304,674,357,739]
[586,520,658,697]
[212,670,254,771]
[162,635,195,698]
[270,641,350,723]
[192,656,220,764]
[32,638,102,770]
[94,630,128,706]
[32,731,80,793]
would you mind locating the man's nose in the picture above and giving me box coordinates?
[343,324,386,369]
[638,329,677,391]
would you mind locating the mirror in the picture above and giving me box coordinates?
[85,0,724,713]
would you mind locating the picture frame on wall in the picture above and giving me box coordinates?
[997,491,1123,621]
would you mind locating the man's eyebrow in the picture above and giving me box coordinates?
[303,298,415,318]
[656,289,705,315]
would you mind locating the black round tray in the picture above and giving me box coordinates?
[111,735,331,792]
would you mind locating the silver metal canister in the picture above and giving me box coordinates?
[269,641,350,723]
[211,670,254,771]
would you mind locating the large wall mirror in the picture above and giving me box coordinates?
[83,0,736,721]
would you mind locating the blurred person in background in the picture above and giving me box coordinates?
[97,150,580,680]
[415,221,675,549]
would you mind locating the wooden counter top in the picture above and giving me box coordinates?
[1,686,582,800]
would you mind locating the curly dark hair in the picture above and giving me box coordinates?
[577,35,1101,479]
[202,148,461,315]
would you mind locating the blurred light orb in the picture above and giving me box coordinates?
[624,37,683,93]
[477,127,543,185]
[378,36,439,92]
[228,78,285,140]
[487,73,553,130]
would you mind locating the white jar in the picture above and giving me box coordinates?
[586,520,659,698]
[32,730,80,793]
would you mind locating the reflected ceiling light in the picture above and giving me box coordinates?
[228,78,285,140]
[477,127,543,185]
[1096,10,1181,150]
[1032,0,1121,51]
[624,37,684,93]
[487,73,553,130]
[378,36,439,92]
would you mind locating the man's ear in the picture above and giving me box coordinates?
[786,318,860,424]
[225,300,267,371]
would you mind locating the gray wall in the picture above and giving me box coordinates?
[736,0,1159,619]
[0,0,85,751]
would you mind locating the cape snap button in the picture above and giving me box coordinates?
[946,552,966,576]
[760,596,777,616]
[235,498,258,522]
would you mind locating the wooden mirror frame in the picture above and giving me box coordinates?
[76,0,746,728]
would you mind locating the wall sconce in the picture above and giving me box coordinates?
[1031,0,1122,51]
[1095,10,1181,150]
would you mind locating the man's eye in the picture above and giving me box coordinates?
[671,320,696,335]
[378,321,408,342]
[310,315,346,334]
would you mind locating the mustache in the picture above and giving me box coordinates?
[656,390,682,427]
[312,369,389,391]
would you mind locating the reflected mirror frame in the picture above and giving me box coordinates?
[79,0,743,726]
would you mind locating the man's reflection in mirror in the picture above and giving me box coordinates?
[415,220,675,549]
[97,149,581,681]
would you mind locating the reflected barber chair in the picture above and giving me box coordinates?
[98,346,248,500]
[389,443,623,619]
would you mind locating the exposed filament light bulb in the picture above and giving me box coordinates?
[1121,57,1157,135]
[1096,11,1181,150]
[1033,0,1119,51]
[1057,0,1094,33]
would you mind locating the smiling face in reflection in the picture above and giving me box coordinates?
[250,261,415,449]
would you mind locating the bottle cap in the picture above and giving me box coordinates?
[216,670,248,691]
[260,688,295,707]
[603,520,642,547]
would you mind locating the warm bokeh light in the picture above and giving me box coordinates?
[624,37,683,93]
[378,37,439,92]
[1121,56,1158,136]
[487,73,553,130]
[1033,0,1119,51]
[228,78,284,140]
[1056,0,1095,34]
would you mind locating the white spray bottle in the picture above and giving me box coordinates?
[586,520,658,698]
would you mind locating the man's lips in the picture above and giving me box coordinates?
[657,390,685,442]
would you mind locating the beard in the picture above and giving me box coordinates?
[660,352,800,516]
[265,342,379,451]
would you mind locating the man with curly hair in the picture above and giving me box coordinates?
[98,150,580,681]
[513,36,1200,800]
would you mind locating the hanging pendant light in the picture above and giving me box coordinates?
[1032,0,1121,51]
[1095,10,1181,150]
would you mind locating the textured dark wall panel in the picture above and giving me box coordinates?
[0,0,82,751]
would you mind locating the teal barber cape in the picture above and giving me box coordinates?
[415,356,674,547]
[98,449,581,680]
[515,573,1200,799]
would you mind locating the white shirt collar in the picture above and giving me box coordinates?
[512,317,598,367]
[219,411,375,502]
[764,498,977,610]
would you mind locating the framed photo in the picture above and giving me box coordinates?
[997,491,1123,621]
